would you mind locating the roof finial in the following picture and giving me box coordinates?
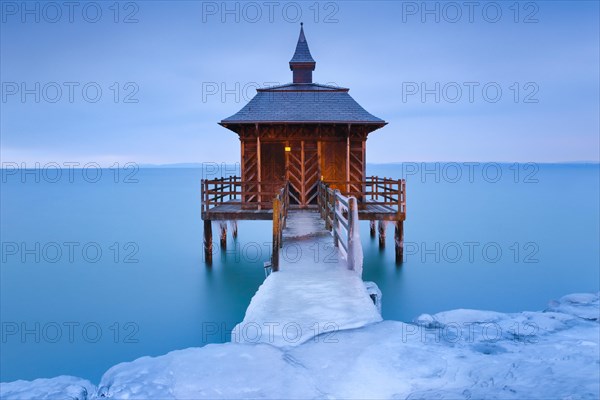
[289,24,315,83]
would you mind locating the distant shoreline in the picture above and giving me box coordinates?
[1,161,598,170]
[137,161,600,169]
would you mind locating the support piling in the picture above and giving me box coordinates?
[219,222,227,248]
[378,220,386,248]
[395,220,404,263]
[203,220,213,264]
[230,220,238,239]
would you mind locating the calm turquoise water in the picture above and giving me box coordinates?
[1,164,598,383]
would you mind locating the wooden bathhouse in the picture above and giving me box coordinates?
[202,24,406,264]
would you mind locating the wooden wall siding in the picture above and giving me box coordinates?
[238,125,370,205]
[287,140,303,205]
[236,124,368,141]
[349,139,365,200]
[241,138,259,204]
[287,140,319,206]
[303,140,320,205]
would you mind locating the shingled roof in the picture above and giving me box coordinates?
[221,83,384,124]
[220,25,386,128]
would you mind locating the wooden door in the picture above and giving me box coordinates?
[320,140,347,191]
[260,142,286,196]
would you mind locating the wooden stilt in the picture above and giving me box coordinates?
[219,222,227,248]
[395,220,404,263]
[370,220,376,238]
[378,220,386,248]
[203,220,213,265]
[230,220,238,239]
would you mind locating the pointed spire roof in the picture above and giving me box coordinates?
[290,23,315,64]
[220,25,386,131]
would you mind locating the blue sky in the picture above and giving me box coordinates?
[1,0,598,164]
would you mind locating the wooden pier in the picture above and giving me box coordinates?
[201,176,406,266]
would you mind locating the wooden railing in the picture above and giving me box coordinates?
[202,176,405,216]
[271,182,289,272]
[323,177,406,215]
[317,183,359,271]
[201,176,284,213]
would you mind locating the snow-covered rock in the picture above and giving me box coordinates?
[364,281,382,314]
[0,376,94,400]
[547,292,600,321]
[2,293,598,399]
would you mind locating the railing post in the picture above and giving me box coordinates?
[321,183,326,221]
[397,179,403,215]
[402,179,406,215]
[201,179,206,214]
[370,176,373,201]
[220,177,224,204]
[317,182,322,218]
[241,176,246,205]
[285,182,289,223]
[272,197,280,272]
[278,186,285,247]
[385,177,389,205]
[325,187,332,231]
[333,190,340,247]
[279,204,284,249]
[258,180,262,211]
[347,196,356,270]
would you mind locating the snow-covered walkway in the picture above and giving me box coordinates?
[231,210,382,347]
